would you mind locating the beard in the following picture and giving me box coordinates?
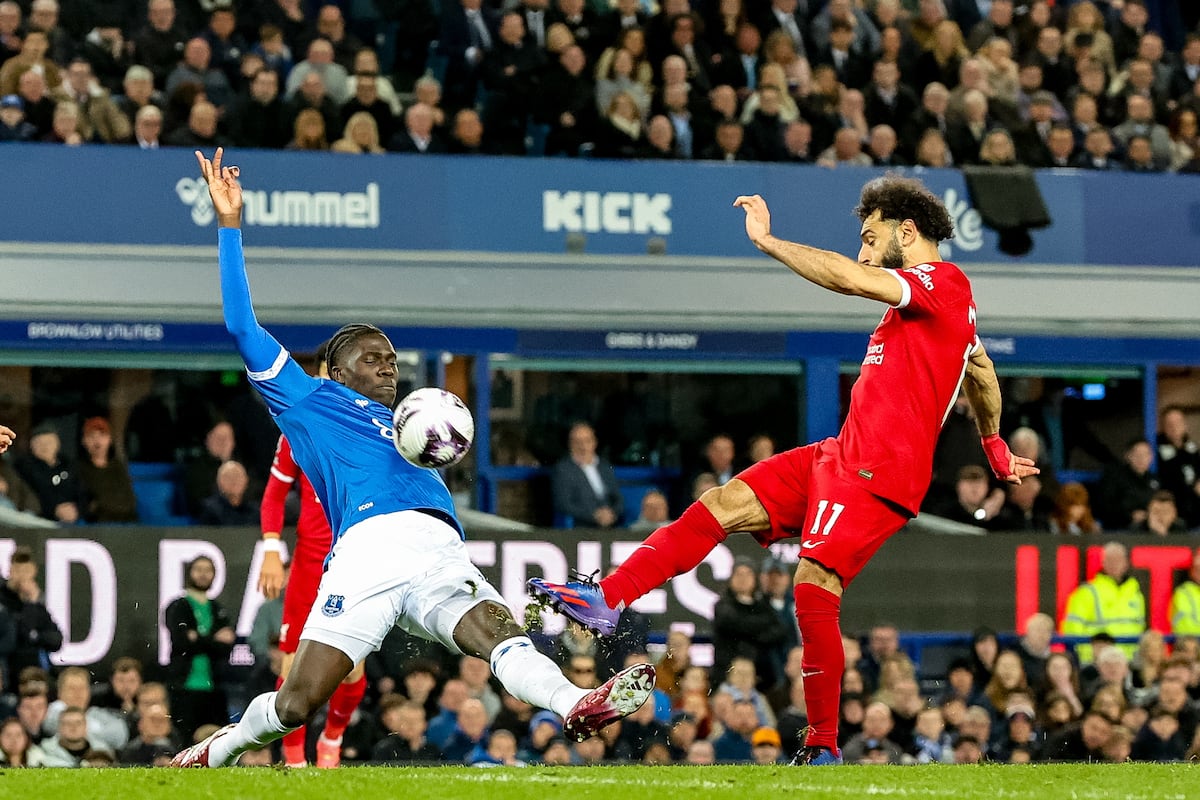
[881,231,905,270]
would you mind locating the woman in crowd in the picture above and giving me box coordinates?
[331,111,386,154]
[1049,482,1101,535]
[0,717,46,767]
[286,107,328,150]
[913,20,967,94]
[595,48,651,122]
[594,28,653,96]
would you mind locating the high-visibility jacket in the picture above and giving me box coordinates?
[1060,572,1146,663]
[1170,580,1200,636]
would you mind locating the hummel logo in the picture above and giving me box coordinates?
[800,541,826,550]
[355,398,370,407]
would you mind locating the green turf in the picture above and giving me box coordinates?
[1,763,1196,800]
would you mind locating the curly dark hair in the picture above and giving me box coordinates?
[325,324,386,374]
[854,174,955,243]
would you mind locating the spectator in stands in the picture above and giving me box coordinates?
[1048,482,1101,535]
[984,650,1031,715]
[551,421,622,528]
[1170,548,1200,637]
[164,99,225,148]
[340,71,395,145]
[308,5,364,72]
[551,0,602,63]
[372,696,442,763]
[249,24,293,82]
[15,426,83,523]
[331,111,386,154]
[1045,123,1077,167]
[843,701,904,764]
[0,30,61,98]
[130,104,164,147]
[438,0,499,112]
[628,489,671,532]
[642,114,677,157]
[996,475,1052,532]
[118,701,178,765]
[540,44,597,157]
[16,683,49,745]
[183,420,234,517]
[442,697,489,762]
[45,667,128,753]
[227,68,287,149]
[1098,438,1160,529]
[977,126,1017,165]
[1038,653,1085,719]
[198,7,246,90]
[448,108,491,154]
[286,39,350,105]
[57,57,130,144]
[1157,407,1199,526]
[596,47,649,123]
[1131,490,1188,536]
[913,22,968,97]
[90,657,143,729]
[1123,132,1160,171]
[166,38,232,112]
[199,460,258,525]
[0,93,36,141]
[1112,94,1171,169]
[113,65,162,132]
[1065,3,1115,77]
[388,101,445,153]
[165,555,234,741]
[1061,541,1145,664]
[0,716,46,767]
[864,60,919,134]
[914,127,951,166]
[711,558,788,684]
[77,416,137,523]
[0,0,19,65]
[42,99,83,145]
[710,698,756,761]
[931,464,1005,528]
[40,707,107,767]
[1073,124,1117,169]
[133,0,187,88]
[817,19,871,91]
[1042,708,1114,762]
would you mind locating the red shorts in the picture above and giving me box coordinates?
[279,556,324,654]
[737,438,911,586]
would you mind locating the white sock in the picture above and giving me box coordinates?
[489,636,589,719]
[208,691,296,766]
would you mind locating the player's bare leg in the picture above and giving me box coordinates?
[530,479,767,632]
[453,600,655,741]
[172,640,353,767]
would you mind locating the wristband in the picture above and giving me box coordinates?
[261,538,283,554]
[981,433,1013,480]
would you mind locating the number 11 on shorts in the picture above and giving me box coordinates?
[810,500,845,536]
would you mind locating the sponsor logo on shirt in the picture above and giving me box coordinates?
[862,342,885,366]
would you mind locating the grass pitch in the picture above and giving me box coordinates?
[2,763,1196,800]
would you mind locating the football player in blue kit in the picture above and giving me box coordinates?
[172,149,656,768]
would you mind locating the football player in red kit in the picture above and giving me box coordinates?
[258,344,367,768]
[531,175,1038,765]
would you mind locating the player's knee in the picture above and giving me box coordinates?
[275,685,319,728]
[700,480,765,530]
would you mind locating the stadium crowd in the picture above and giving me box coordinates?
[1,536,1200,767]
[0,0,1199,169]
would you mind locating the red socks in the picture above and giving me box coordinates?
[322,673,367,742]
[794,582,844,751]
[600,502,728,608]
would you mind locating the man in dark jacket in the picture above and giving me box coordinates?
[0,546,63,678]
[164,555,235,742]
[711,558,788,683]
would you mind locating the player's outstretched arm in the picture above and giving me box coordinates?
[195,149,285,373]
[733,194,902,304]
[963,343,1039,485]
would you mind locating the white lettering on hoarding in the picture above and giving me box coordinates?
[26,322,165,342]
[605,332,699,350]
[175,178,380,229]
[46,540,117,666]
[941,188,983,255]
[543,191,672,235]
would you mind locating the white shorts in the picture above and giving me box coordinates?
[299,510,506,664]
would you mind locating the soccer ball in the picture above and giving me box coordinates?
[392,387,475,468]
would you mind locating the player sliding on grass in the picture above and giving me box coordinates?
[531,175,1037,766]
[173,149,655,768]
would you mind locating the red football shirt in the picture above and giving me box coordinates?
[836,261,978,515]
[260,435,334,576]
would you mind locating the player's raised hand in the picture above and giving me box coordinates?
[195,147,243,226]
[0,425,14,454]
[734,194,772,248]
